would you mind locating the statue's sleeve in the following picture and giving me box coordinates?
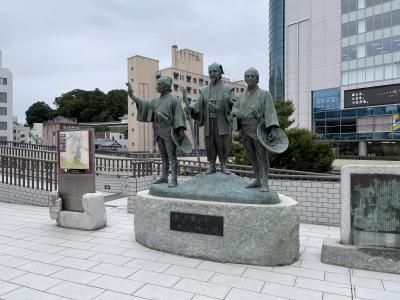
[189,92,204,123]
[173,97,186,130]
[263,91,279,128]
[135,98,155,122]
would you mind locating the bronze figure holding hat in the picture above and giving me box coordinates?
[127,76,191,187]
[232,67,288,192]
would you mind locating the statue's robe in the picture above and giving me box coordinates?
[135,93,186,140]
[190,80,234,136]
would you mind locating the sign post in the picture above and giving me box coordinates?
[57,127,95,211]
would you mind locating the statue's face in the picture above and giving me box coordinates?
[156,81,168,93]
[208,66,222,81]
[245,71,259,87]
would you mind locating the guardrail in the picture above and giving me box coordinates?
[336,155,400,161]
[0,155,57,191]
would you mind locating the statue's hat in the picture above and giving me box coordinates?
[256,124,289,153]
[171,128,192,154]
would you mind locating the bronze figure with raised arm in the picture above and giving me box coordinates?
[127,76,190,187]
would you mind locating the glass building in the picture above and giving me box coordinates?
[271,0,400,156]
[269,0,285,101]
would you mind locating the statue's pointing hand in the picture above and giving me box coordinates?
[126,82,137,103]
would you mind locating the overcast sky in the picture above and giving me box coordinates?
[1,0,269,123]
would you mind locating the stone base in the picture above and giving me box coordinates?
[134,190,300,266]
[321,239,400,274]
[55,192,107,231]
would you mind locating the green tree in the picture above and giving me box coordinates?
[269,128,335,172]
[53,88,128,123]
[25,101,55,127]
[275,99,295,130]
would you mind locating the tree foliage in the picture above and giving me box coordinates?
[230,99,335,173]
[269,129,335,172]
[25,101,54,127]
[53,88,128,122]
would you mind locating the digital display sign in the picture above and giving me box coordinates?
[344,84,400,108]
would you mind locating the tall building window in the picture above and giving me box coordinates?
[0,122,7,130]
[0,92,6,103]
[0,78,7,85]
[0,108,7,115]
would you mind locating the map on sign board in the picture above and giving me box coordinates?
[59,130,90,169]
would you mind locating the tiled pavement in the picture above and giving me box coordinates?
[0,202,400,300]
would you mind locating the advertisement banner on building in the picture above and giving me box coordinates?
[393,114,400,133]
[344,84,400,108]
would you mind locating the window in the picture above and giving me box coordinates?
[173,84,179,91]
[342,23,349,37]
[349,45,357,60]
[199,78,204,85]
[0,92,6,103]
[0,78,7,85]
[382,12,391,28]
[357,45,366,58]
[375,66,384,80]
[0,136,7,141]
[358,0,365,9]
[193,89,197,94]
[240,88,244,93]
[186,86,191,94]
[358,20,365,34]
[393,36,400,52]
[205,81,208,85]
[186,75,191,83]
[393,9,400,27]
[349,21,357,36]
[173,72,179,80]
[383,37,391,54]
[0,107,7,115]
[366,41,374,56]
[0,122,7,130]
[366,67,374,81]
[342,0,349,13]
[372,39,383,56]
[384,64,393,79]
[193,78,197,84]
[373,14,383,30]
[366,16,373,32]
[349,0,357,12]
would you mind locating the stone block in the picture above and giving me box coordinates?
[56,192,107,230]
[322,239,400,274]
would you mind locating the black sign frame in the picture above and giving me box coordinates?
[344,83,400,108]
[170,212,223,236]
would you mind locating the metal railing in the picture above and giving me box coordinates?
[336,155,400,161]
[0,155,57,191]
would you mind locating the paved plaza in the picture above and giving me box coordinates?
[0,201,400,300]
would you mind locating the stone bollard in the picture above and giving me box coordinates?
[49,192,62,220]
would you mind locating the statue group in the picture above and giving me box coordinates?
[127,64,287,192]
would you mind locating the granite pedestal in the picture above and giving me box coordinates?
[134,190,300,266]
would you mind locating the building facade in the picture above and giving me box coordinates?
[0,51,13,141]
[127,45,247,152]
[42,116,77,147]
[270,0,400,155]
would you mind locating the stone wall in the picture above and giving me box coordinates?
[0,173,341,227]
[0,182,50,206]
[269,179,341,226]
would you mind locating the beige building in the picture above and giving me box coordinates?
[127,45,246,152]
[42,116,77,147]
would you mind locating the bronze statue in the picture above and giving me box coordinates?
[188,63,235,175]
[232,67,285,192]
[127,76,190,187]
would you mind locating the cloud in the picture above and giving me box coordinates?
[0,0,269,123]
